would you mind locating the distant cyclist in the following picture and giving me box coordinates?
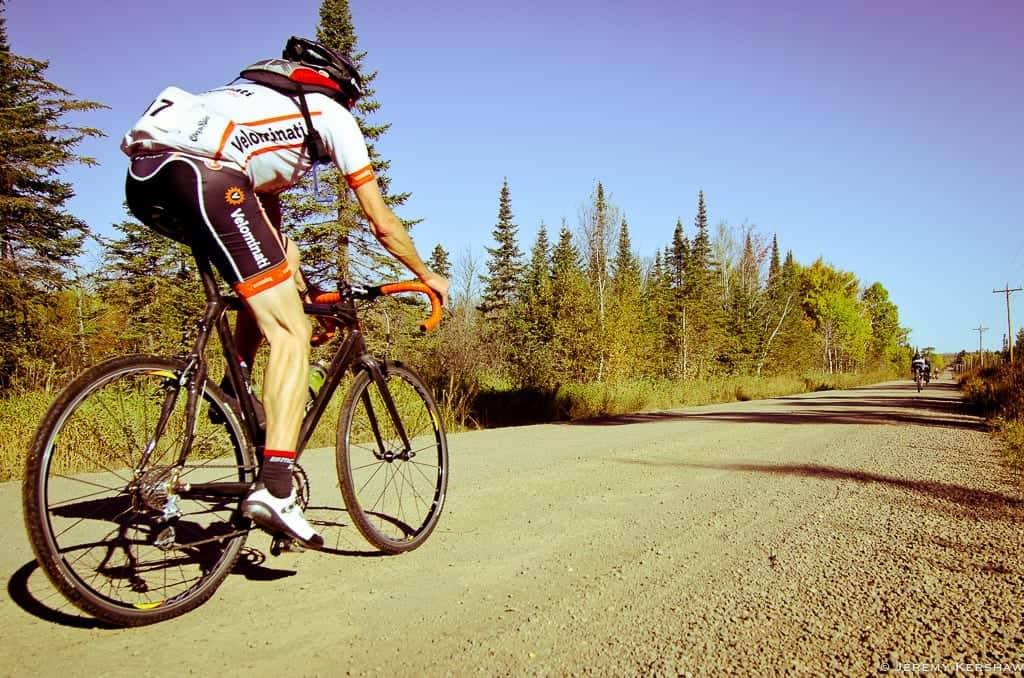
[121,37,449,548]
[911,352,927,381]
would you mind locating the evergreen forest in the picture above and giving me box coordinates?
[0,0,916,451]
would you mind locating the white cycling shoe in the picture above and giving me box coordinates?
[242,486,324,550]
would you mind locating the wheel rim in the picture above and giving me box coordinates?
[36,364,251,615]
[343,369,447,549]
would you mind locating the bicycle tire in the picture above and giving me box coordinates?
[336,361,448,554]
[23,355,256,626]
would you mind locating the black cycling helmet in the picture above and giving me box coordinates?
[282,36,364,107]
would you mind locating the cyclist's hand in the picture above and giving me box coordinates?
[420,270,450,307]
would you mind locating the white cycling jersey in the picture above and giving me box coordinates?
[121,81,374,194]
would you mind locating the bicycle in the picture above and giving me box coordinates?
[22,250,449,626]
[913,366,929,392]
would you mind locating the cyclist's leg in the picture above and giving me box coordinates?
[244,278,311,453]
[213,202,319,544]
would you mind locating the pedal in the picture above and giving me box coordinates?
[269,535,306,557]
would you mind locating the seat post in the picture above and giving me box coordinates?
[190,245,221,303]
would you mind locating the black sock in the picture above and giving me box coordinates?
[261,449,296,498]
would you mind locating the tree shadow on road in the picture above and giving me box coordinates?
[621,459,1024,520]
[568,382,986,432]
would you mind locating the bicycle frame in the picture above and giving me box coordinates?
[156,252,418,502]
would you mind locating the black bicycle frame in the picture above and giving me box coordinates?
[165,251,414,503]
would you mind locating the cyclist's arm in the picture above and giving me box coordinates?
[354,178,449,305]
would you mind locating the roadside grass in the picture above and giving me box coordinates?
[0,383,350,484]
[0,369,893,483]
[466,370,891,429]
[0,391,52,483]
[995,419,1024,470]
[959,365,1024,475]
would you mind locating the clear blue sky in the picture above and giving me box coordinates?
[8,0,1023,354]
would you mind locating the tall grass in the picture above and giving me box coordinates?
[0,391,52,482]
[0,368,893,482]
[466,370,891,429]
[959,364,1024,472]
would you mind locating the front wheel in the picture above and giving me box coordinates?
[336,361,448,553]
[22,355,256,626]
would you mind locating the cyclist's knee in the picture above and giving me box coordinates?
[264,306,312,350]
[246,281,312,348]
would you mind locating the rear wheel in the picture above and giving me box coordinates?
[337,361,448,553]
[23,355,256,626]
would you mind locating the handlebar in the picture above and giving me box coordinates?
[310,280,443,336]
[375,281,444,332]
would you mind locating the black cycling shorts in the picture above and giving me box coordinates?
[125,152,290,297]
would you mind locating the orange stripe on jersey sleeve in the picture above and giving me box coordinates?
[233,260,292,298]
[346,165,375,189]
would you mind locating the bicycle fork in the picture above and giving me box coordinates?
[359,357,414,462]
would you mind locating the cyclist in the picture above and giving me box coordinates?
[911,352,927,381]
[121,37,449,549]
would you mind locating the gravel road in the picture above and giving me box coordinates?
[3,379,1022,676]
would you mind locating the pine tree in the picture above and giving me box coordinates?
[550,221,598,381]
[754,238,798,376]
[663,218,690,378]
[669,218,688,290]
[682,191,726,377]
[428,244,451,278]
[776,250,816,372]
[606,218,647,379]
[0,2,106,389]
[98,219,202,355]
[507,222,555,387]
[478,178,523,320]
[685,191,712,298]
[521,221,552,308]
[643,251,674,378]
[282,0,414,288]
[766,234,781,295]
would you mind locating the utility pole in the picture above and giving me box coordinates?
[993,284,1022,363]
[974,324,989,368]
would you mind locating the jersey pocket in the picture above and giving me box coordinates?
[121,86,241,165]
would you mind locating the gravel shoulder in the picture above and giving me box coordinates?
[2,379,1022,676]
